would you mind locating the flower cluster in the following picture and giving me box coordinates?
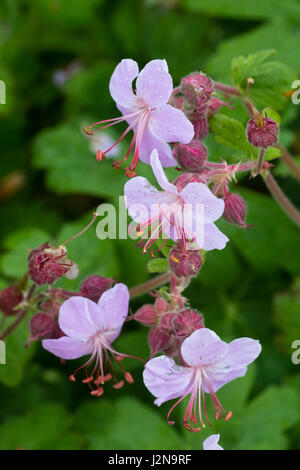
[0,58,268,450]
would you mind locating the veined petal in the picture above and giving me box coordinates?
[150,104,194,144]
[139,127,177,167]
[42,336,92,360]
[150,149,178,194]
[109,59,139,109]
[180,182,225,223]
[96,284,129,342]
[143,356,194,406]
[136,60,173,107]
[58,296,100,340]
[181,328,229,367]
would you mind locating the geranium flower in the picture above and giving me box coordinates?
[203,434,223,450]
[84,59,194,176]
[42,283,136,396]
[143,328,261,431]
[124,149,229,253]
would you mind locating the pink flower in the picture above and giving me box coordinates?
[42,283,135,396]
[124,149,229,253]
[143,328,261,431]
[84,59,194,176]
[203,434,223,450]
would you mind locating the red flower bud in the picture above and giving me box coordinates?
[223,193,248,228]
[181,73,214,108]
[133,304,157,326]
[148,327,170,357]
[0,285,23,316]
[158,313,177,334]
[169,244,202,278]
[175,172,206,192]
[80,275,114,303]
[247,115,278,148]
[28,243,75,286]
[191,116,209,140]
[27,313,63,346]
[173,140,207,171]
[173,309,204,338]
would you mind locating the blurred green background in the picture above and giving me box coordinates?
[0,0,300,450]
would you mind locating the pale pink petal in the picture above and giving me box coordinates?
[150,149,178,193]
[136,60,173,106]
[203,434,223,451]
[42,336,92,360]
[181,328,229,367]
[109,59,139,109]
[139,127,176,167]
[143,356,194,406]
[201,222,229,251]
[96,284,129,342]
[203,338,261,392]
[58,297,100,340]
[180,182,225,223]
[150,104,194,144]
[124,176,169,223]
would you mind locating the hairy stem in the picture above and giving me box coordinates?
[213,81,242,97]
[257,148,265,174]
[264,173,300,229]
[129,272,170,299]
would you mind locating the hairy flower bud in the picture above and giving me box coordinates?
[169,244,202,278]
[173,309,204,338]
[181,73,214,108]
[223,193,248,228]
[0,285,23,316]
[191,116,209,140]
[158,312,177,334]
[173,140,207,171]
[133,304,157,326]
[148,326,170,357]
[27,313,63,346]
[175,172,207,192]
[28,243,76,286]
[80,275,114,303]
[247,115,278,148]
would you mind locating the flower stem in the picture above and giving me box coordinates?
[264,173,300,229]
[257,148,265,174]
[129,272,170,299]
[213,81,242,97]
[0,285,36,341]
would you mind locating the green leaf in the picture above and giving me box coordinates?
[232,50,297,110]
[0,228,50,279]
[75,396,183,450]
[220,188,300,275]
[0,320,36,387]
[273,284,300,349]
[209,113,257,160]
[147,258,169,274]
[0,403,82,449]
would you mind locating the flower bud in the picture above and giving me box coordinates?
[169,244,202,278]
[223,193,248,228]
[158,313,176,334]
[28,243,75,286]
[191,116,209,140]
[133,304,157,326]
[173,140,207,171]
[148,327,170,357]
[247,115,278,148]
[27,313,63,345]
[181,73,214,108]
[0,285,23,316]
[80,275,114,303]
[173,309,204,338]
[175,172,206,192]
